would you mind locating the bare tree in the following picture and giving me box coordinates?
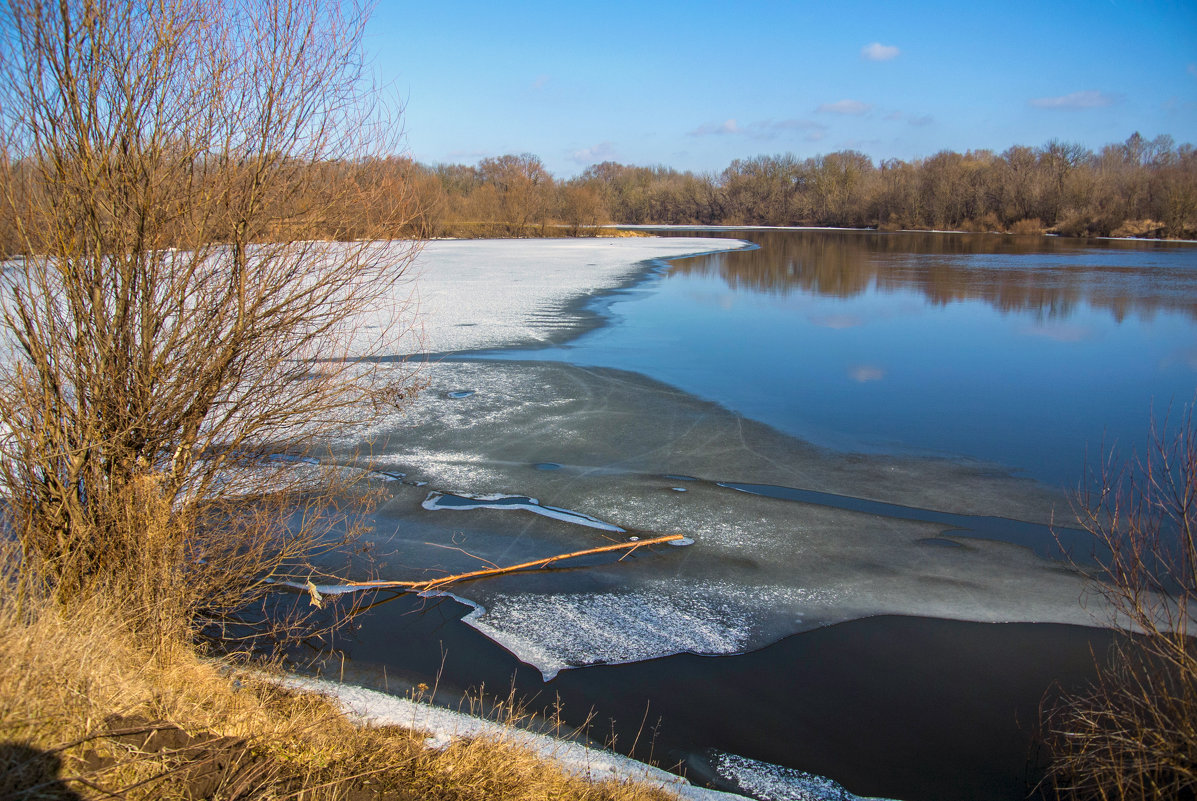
[1044,407,1197,799]
[0,0,419,640]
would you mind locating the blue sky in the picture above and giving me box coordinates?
[369,0,1197,177]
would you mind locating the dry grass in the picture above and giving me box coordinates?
[0,569,679,801]
[1009,217,1046,236]
[594,228,652,238]
[1110,219,1168,239]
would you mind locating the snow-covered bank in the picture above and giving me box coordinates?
[391,237,750,355]
[281,675,745,800]
[282,675,897,801]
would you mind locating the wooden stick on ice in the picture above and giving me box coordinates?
[302,534,685,606]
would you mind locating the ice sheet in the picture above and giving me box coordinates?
[455,580,840,681]
[332,357,1108,680]
[350,237,750,357]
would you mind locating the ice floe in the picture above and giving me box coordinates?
[710,751,896,801]
[454,580,839,681]
[422,490,626,532]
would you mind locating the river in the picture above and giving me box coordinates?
[309,229,1197,801]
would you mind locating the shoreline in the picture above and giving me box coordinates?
[614,222,1197,245]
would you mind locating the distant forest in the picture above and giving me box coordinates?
[408,132,1196,240]
[3,133,1194,253]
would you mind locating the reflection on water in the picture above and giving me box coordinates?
[490,228,1197,486]
[670,229,1197,321]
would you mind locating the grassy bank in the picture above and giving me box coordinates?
[0,584,679,801]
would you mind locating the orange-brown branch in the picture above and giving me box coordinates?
[344,534,684,594]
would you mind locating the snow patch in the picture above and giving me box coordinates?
[278,675,745,800]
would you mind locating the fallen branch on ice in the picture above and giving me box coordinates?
[292,534,685,607]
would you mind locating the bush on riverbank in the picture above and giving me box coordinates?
[1043,409,1197,799]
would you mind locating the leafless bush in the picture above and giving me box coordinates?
[1044,407,1197,799]
[0,0,420,643]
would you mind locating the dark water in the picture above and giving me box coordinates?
[501,229,1197,486]
[325,593,1110,801]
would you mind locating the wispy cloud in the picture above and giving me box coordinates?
[849,365,885,382]
[689,118,743,136]
[688,118,826,141]
[1188,63,1197,79]
[861,42,900,61]
[817,99,872,116]
[1029,90,1116,109]
[569,141,617,164]
[531,74,550,90]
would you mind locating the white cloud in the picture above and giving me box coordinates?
[861,42,900,61]
[817,99,872,115]
[1029,90,1116,109]
[689,118,742,136]
[849,365,885,382]
[569,141,617,164]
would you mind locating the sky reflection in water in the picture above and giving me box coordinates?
[494,230,1197,487]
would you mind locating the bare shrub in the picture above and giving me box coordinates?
[1044,408,1197,799]
[0,0,419,642]
[1009,217,1046,235]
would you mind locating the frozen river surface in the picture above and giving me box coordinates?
[313,231,1197,801]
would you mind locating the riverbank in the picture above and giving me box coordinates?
[0,584,747,801]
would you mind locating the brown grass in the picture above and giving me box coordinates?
[1110,219,1168,239]
[1009,217,1046,236]
[0,563,679,801]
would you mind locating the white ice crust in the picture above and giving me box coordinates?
[711,751,898,801]
[446,581,840,681]
[280,675,746,801]
[374,237,749,356]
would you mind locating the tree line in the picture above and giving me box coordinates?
[4,133,1194,252]
[406,134,1195,239]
